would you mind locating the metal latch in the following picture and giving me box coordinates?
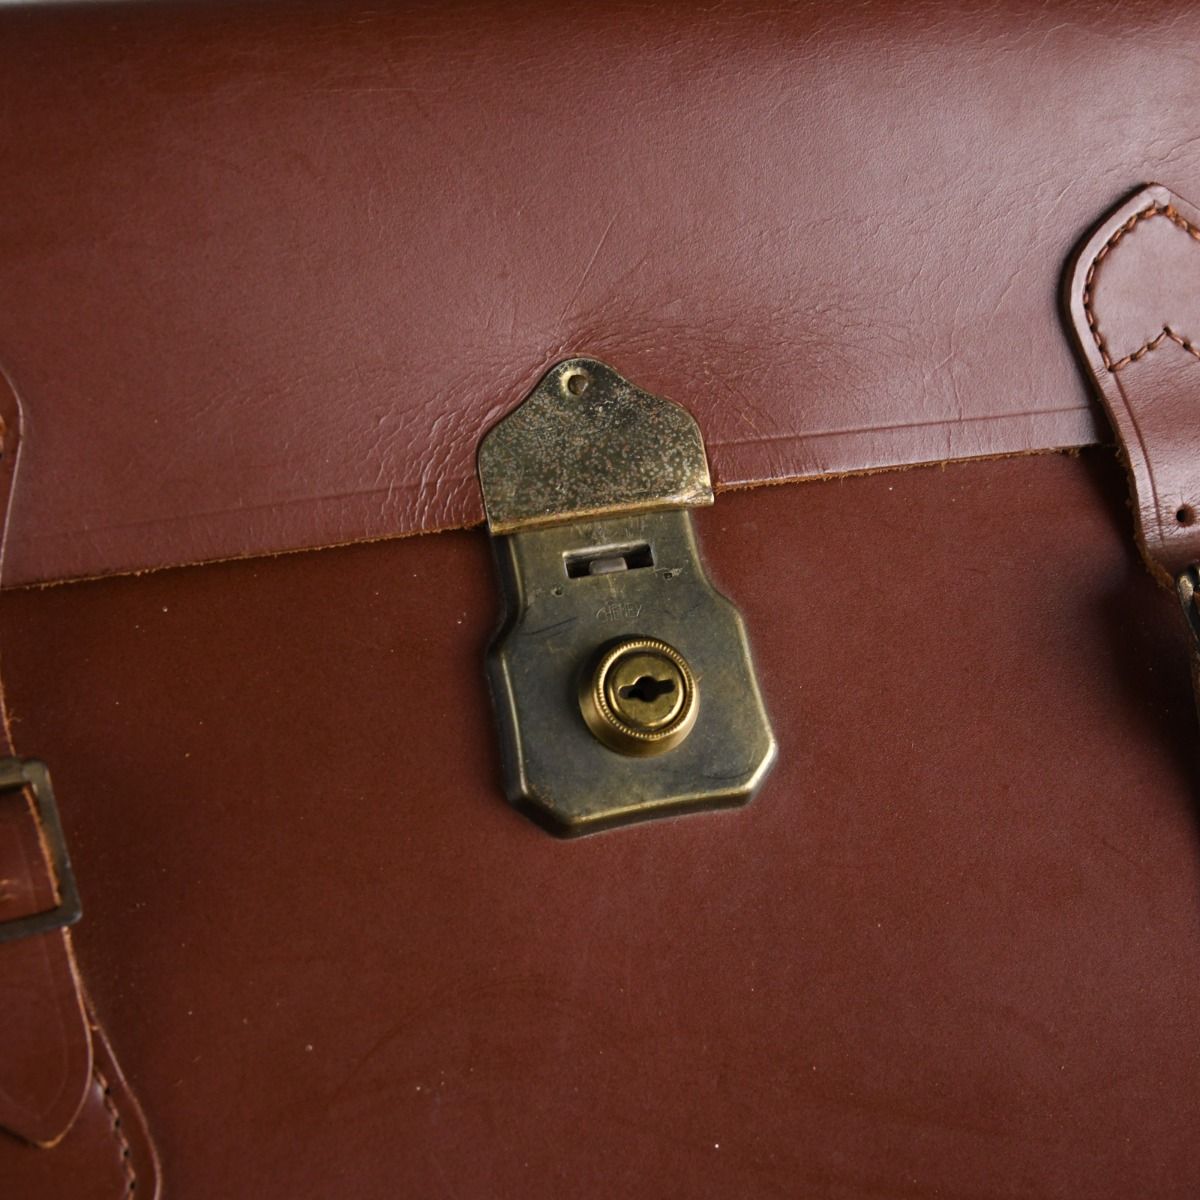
[478,357,776,835]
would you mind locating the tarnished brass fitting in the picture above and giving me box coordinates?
[479,357,776,836]
[580,637,698,757]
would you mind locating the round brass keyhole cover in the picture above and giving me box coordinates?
[580,637,699,757]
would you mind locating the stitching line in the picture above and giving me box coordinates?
[1083,202,1200,370]
[93,1068,137,1197]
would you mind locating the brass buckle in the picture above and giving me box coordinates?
[0,758,82,944]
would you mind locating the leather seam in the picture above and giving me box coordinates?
[1082,202,1200,371]
[93,1068,137,1198]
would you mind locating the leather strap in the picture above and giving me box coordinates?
[0,369,160,1194]
[0,370,92,1147]
[1,1019,161,1200]
[1066,183,1200,588]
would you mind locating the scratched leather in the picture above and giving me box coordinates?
[4,0,1200,585]
[5,451,1200,1198]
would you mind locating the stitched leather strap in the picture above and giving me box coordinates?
[0,1017,161,1200]
[1066,183,1200,587]
[0,370,160,1195]
[0,371,93,1146]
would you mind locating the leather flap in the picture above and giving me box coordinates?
[5,1,1200,586]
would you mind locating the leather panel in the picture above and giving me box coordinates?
[2,451,1198,1198]
[9,0,1200,583]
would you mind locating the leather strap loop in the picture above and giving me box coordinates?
[1066,182,1200,587]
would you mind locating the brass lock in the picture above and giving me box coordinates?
[580,637,699,756]
[478,357,776,836]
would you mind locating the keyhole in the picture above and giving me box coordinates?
[619,674,676,704]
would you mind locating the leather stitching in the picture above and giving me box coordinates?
[1082,201,1200,371]
[94,1069,137,1197]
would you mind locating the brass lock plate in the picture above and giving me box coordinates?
[479,358,776,836]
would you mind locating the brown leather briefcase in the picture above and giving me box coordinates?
[4,3,1200,1197]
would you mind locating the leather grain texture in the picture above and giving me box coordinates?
[5,0,1200,585]
[1067,183,1200,584]
[2,450,1198,1198]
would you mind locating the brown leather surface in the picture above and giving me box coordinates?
[1067,183,1200,585]
[10,0,1200,585]
[3,450,1198,1197]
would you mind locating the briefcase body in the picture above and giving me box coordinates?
[2,3,1199,1197]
